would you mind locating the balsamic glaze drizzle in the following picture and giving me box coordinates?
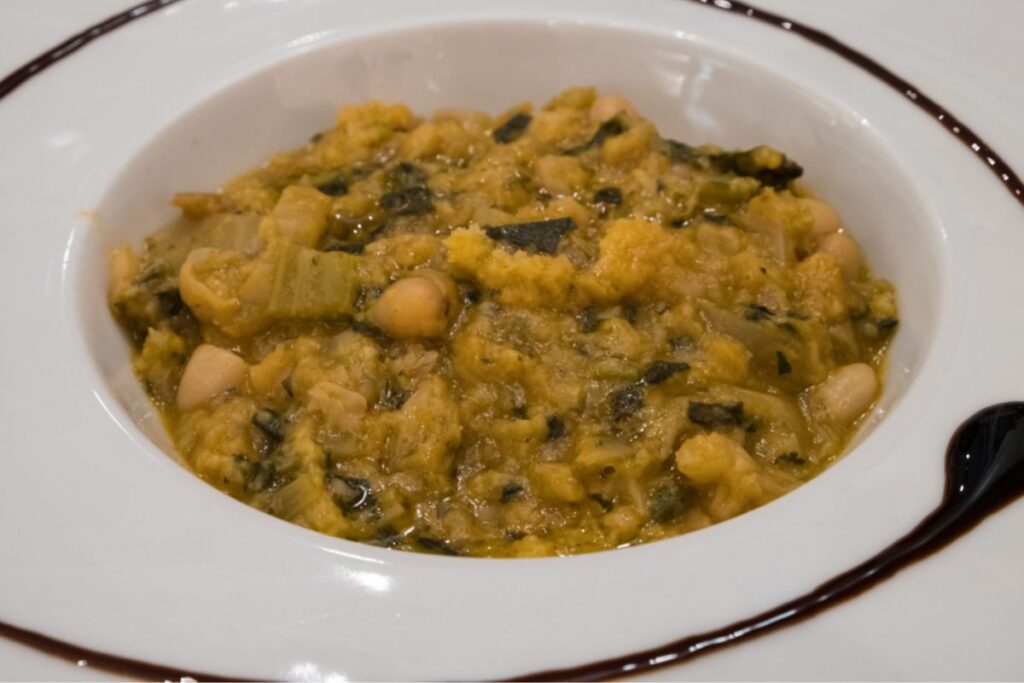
[517,403,1024,680]
[0,0,183,101]
[687,0,1024,208]
[0,1,1022,680]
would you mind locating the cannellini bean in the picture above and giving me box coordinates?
[369,273,454,339]
[812,363,878,424]
[800,197,842,236]
[817,232,863,280]
[176,344,248,410]
[589,93,637,123]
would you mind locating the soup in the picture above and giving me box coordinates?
[108,87,897,557]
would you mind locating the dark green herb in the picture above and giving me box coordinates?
[713,148,804,189]
[569,116,626,153]
[379,380,409,410]
[500,482,525,503]
[687,401,745,428]
[323,241,365,254]
[744,303,774,322]
[776,350,792,375]
[611,384,645,421]
[379,186,432,216]
[593,187,623,205]
[546,415,567,441]
[577,308,601,333]
[329,476,376,512]
[316,176,348,197]
[155,289,185,317]
[641,360,691,385]
[670,336,695,352]
[373,525,401,548]
[235,455,278,493]
[385,161,428,190]
[416,536,460,556]
[251,408,285,442]
[485,217,576,255]
[350,319,388,341]
[649,481,696,523]
[775,452,806,465]
[589,493,614,512]
[877,317,899,334]
[281,375,294,398]
[666,139,699,163]
[491,112,532,144]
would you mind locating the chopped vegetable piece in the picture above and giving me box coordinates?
[546,415,567,441]
[611,384,645,421]
[713,146,804,189]
[484,217,576,255]
[666,139,699,163]
[379,380,409,410]
[500,482,525,503]
[649,481,696,523]
[316,176,348,197]
[323,242,365,254]
[641,361,690,385]
[776,350,793,375]
[775,452,806,465]
[492,112,532,143]
[386,161,429,190]
[577,309,600,333]
[593,187,623,205]
[379,186,433,216]
[266,244,358,319]
[252,408,285,442]
[583,116,626,149]
[877,317,899,334]
[687,401,745,428]
[744,304,774,322]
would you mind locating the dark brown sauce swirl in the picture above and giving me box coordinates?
[516,402,1024,680]
[0,0,1021,680]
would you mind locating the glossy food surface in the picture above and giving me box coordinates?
[109,88,897,557]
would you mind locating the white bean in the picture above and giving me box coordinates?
[817,232,863,280]
[800,197,842,236]
[369,274,453,339]
[812,363,878,424]
[176,344,248,411]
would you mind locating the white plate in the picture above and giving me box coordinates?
[1,0,1023,679]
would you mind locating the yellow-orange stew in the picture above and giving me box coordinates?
[109,88,898,557]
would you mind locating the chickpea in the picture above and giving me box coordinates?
[817,232,863,280]
[812,363,878,425]
[589,93,637,123]
[369,273,455,339]
[176,344,248,411]
[800,197,842,237]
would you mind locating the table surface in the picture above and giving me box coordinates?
[1,1,1021,679]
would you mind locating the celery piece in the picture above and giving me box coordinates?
[267,243,357,318]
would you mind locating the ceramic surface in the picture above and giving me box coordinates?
[0,0,1022,679]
